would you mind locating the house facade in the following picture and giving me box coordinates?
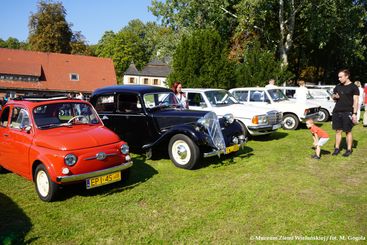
[0,48,117,99]
[123,59,171,88]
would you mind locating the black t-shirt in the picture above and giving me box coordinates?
[333,83,360,113]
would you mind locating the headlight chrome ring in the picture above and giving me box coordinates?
[64,154,77,166]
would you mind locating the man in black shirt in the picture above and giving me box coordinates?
[331,69,360,157]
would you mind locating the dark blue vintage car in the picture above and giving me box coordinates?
[90,85,246,169]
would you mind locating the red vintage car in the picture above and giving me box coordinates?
[0,96,132,202]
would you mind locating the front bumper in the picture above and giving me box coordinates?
[56,160,133,183]
[300,112,320,122]
[248,123,282,133]
[203,141,246,158]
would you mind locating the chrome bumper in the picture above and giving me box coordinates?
[203,142,246,158]
[56,161,133,183]
[248,123,282,131]
[301,112,320,122]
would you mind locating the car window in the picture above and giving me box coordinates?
[285,89,296,98]
[187,93,206,107]
[10,107,30,129]
[33,103,100,128]
[0,106,10,127]
[204,90,238,106]
[94,95,115,113]
[250,90,265,102]
[117,94,142,113]
[268,89,288,101]
[232,91,248,102]
[143,92,179,109]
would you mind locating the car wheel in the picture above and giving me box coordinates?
[168,134,200,170]
[34,164,58,202]
[317,108,329,122]
[282,114,299,130]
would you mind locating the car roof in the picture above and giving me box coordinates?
[182,88,226,92]
[92,85,173,96]
[5,98,88,109]
[229,87,276,91]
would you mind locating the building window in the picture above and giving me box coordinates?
[0,73,39,82]
[129,77,135,84]
[144,78,148,84]
[70,73,79,81]
[153,79,159,85]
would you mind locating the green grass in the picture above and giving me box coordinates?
[1,122,366,244]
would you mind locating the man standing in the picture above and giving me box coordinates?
[265,79,277,88]
[331,69,359,157]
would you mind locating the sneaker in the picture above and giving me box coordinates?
[311,154,320,160]
[342,150,352,157]
[332,148,340,156]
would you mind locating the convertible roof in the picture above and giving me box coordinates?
[92,85,172,96]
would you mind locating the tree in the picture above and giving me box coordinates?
[0,37,28,49]
[28,0,72,53]
[169,29,235,88]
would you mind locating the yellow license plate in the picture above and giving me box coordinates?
[226,144,240,154]
[86,171,121,189]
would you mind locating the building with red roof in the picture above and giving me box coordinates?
[0,48,117,99]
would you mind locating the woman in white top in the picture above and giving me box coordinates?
[354,81,364,122]
[294,80,309,103]
[172,81,188,109]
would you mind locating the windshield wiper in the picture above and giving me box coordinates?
[38,122,72,129]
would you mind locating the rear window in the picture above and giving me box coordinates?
[94,95,115,113]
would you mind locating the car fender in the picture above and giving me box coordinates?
[142,124,205,150]
[29,147,58,182]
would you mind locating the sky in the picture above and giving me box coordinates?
[0,0,158,45]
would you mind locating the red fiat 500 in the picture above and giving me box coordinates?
[0,96,132,202]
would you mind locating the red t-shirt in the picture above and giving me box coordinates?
[364,86,367,104]
[310,125,329,138]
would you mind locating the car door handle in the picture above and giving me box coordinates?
[3,133,9,137]
[102,115,109,120]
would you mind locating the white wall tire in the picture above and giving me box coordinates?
[282,114,299,130]
[34,164,58,202]
[168,134,200,169]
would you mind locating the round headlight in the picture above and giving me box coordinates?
[64,154,77,166]
[120,144,129,155]
[224,113,234,124]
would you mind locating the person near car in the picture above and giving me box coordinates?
[364,83,367,127]
[331,69,360,157]
[265,79,277,88]
[306,118,329,160]
[172,81,188,109]
[353,81,364,122]
[294,80,309,103]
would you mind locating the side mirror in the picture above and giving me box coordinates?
[327,96,330,100]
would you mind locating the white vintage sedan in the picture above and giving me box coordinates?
[182,88,283,137]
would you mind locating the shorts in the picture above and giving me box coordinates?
[332,112,354,132]
[317,138,329,147]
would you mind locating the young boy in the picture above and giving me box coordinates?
[306,118,329,159]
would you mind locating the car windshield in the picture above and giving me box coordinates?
[204,90,238,106]
[33,102,100,129]
[143,92,180,110]
[268,89,288,101]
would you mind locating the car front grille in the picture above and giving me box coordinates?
[307,107,320,115]
[203,112,226,151]
[267,110,283,124]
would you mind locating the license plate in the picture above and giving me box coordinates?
[273,124,282,130]
[86,171,121,189]
[226,144,240,154]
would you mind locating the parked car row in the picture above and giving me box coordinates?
[0,84,329,202]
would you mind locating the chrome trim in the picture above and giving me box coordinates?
[203,142,246,158]
[56,161,133,183]
[85,153,117,160]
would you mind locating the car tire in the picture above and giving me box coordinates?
[317,108,329,122]
[282,114,299,130]
[34,164,58,202]
[168,134,200,170]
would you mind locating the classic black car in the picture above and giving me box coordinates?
[90,85,246,169]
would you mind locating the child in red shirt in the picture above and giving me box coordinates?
[306,118,329,159]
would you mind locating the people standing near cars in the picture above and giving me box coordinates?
[265,79,277,88]
[294,80,309,103]
[331,69,360,157]
[354,81,364,122]
[172,81,188,109]
[364,83,367,127]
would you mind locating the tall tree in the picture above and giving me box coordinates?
[28,0,73,53]
[169,29,234,88]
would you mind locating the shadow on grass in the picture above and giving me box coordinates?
[252,131,289,142]
[0,193,33,245]
[57,155,158,201]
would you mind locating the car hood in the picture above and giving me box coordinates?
[34,125,121,151]
[274,100,318,110]
[152,109,209,129]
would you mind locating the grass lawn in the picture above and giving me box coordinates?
[1,121,366,244]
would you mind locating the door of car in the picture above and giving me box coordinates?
[0,105,33,176]
[248,90,270,106]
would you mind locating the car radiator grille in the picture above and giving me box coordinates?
[307,107,320,115]
[267,110,283,124]
[204,112,226,151]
